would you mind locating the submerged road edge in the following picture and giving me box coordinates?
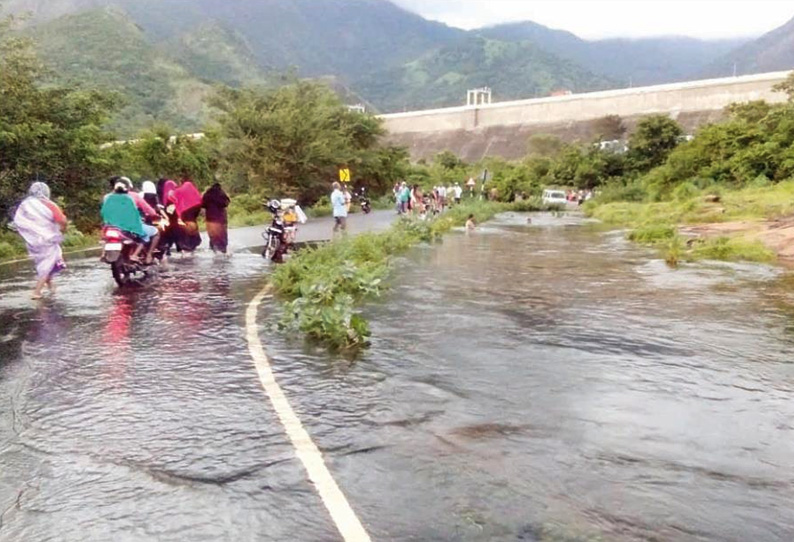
[245,284,373,542]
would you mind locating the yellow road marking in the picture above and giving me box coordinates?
[245,285,373,542]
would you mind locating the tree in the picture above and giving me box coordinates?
[0,15,120,229]
[592,115,626,141]
[527,134,564,158]
[107,125,218,185]
[627,115,683,173]
[434,150,464,170]
[210,80,392,203]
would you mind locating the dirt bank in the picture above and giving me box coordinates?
[681,216,794,264]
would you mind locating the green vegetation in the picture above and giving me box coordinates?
[579,92,794,265]
[271,200,508,351]
[31,8,213,136]
[210,80,405,205]
[0,15,121,231]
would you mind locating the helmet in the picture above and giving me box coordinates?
[266,199,281,213]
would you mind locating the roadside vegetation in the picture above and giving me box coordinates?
[271,200,510,351]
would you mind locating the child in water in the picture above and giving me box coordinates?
[465,214,476,231]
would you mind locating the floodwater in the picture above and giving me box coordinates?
[2,214,794,541]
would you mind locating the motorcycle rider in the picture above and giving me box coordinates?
[101,180,160,265]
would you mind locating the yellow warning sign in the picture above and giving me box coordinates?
[339,168,351,183]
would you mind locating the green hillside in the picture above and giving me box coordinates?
[356,36,614,111]
[9,0,784,130]
[31,7,212,135]
[166,21,268,87]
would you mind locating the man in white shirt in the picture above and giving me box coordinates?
[437,184,447,211]
[331,182,348,235]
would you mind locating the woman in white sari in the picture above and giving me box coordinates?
[13,182,68,299]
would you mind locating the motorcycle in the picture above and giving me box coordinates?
[357,191,372,214]
[262,199,304,263]
[101,219,165,286]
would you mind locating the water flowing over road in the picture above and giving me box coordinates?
[2,212,794,541]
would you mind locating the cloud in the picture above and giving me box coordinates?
[392,0,794,39]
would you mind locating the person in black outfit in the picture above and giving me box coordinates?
[202,182,231,254]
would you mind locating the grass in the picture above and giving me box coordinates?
[589,180,794,227]
[587,180,794,266]
[271,200,509,351]
[688,236,775,264]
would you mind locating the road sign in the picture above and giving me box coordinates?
[339,168,351,183]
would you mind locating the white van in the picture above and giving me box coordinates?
[542,189,568,206]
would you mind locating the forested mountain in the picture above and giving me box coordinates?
[9,0,464,78]
[478,21,748,85]
[31,7,214,133]
[3,0,789,135]
[358,35,613,112]
[706,16,794,76]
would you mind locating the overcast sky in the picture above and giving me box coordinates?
[391,0,794,39]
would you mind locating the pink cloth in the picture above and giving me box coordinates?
[169,181,202,218]
[161,180,178,207]
[129,192,157,219]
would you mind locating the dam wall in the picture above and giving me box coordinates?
[380,71,791,161]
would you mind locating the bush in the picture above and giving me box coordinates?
[672,182,699,201]
[0,241,20,260]
[627,225,677,245]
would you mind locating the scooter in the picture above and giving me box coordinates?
[101,221,165,286]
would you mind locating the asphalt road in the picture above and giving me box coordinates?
[223,210,396,250]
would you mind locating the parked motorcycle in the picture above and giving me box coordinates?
[262,199,305,263]
[357,189,372,214]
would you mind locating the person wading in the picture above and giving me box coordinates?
[12,182,68,299]
[202,182,231,254]
[169,178,203,253]
[331,182,348,236]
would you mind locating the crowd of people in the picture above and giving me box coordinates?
[12,177,232,299]
[567,189,594,205]
[393,181,464,219]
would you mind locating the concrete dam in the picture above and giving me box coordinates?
[380,71,791,161]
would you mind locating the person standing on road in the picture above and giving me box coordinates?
[331,182,348,236]
[202,182,231,254]
[454,182,463,204]
[170,178,203,252]
[398,181,411,214]
[344,185,353,214]
[12,182,68,299]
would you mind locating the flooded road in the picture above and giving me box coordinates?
[2,213,794,541]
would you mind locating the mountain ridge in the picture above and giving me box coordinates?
[4,0,792,134]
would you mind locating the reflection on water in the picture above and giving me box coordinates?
[2,215,794,541]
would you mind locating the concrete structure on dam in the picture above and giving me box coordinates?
[381,71,792,161]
